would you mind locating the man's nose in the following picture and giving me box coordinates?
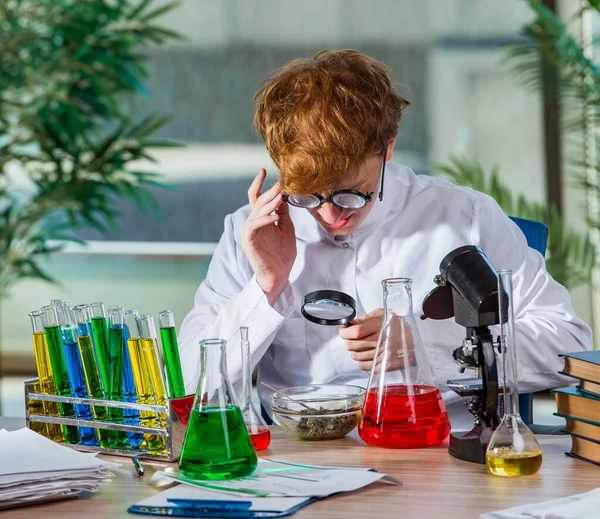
[318,202,344,223]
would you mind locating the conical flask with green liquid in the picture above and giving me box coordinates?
[179,338,257,480]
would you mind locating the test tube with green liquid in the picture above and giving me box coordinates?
[73,305,107,424]
[41,305,80,444]
[126,310,166,454]
[136,314,167,428]
[106,306,127,449]
[158,310,185,398]
[89,302,110,391]
[29,310,64,442]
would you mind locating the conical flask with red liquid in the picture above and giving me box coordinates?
[239,327,271,451]
[358,278,451,448]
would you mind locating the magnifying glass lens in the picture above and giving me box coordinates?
[301,291,357,326]
[303,300,354,320]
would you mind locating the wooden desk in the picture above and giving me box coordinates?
[1,417,598,518]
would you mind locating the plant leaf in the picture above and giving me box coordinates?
[435,157,595,290]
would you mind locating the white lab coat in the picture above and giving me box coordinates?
[178,163,592,431]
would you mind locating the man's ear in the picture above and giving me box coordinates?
[386,137,397,161]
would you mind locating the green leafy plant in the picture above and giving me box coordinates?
[0,0,181,296]
[503,0,600,249]
[436,0,600,291]
[435,157,595,289]
[505,0,600,111]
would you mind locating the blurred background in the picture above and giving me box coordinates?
[1,0,597,425]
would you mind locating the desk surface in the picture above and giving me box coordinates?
[1,417,597,518]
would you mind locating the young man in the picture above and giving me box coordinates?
[178,49,592,430]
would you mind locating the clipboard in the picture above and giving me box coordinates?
[127,486,318,518]
[128,499,318,517]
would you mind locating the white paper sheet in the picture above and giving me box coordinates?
[0,427,118,476]
[480,488,600,519]
[154,458,400,498]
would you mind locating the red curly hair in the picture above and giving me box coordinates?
[253,49,410,195]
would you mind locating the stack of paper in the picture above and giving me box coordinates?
[0,428,118,510]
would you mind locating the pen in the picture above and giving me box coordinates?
[132,456,145,476]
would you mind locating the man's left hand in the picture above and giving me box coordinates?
[339,308,384,371]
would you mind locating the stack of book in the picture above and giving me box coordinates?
[554,351,600,465]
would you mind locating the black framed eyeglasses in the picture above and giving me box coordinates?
[282,146,387,210]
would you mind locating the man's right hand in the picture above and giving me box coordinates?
[242,169,297,306]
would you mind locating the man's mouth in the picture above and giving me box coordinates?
[326,215,353,229]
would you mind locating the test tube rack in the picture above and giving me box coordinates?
[23,378,190,461]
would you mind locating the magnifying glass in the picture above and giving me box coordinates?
[301,290,356,326]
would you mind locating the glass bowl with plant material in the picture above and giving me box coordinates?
[270,384,365,441]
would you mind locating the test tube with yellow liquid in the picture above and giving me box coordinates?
[126,310,166,454]
[29,310,64,442]
[136,314,168,439]
[27,382,48,435]
[41,305,80,444]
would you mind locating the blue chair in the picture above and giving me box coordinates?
[508,216,549,425]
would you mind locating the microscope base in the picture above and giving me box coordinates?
[448,423,494,464]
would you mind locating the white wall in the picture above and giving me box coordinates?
[156,0,534,47]
[427,49,546,202]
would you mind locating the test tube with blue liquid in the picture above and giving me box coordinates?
[109,305,143,448]
[54,303,98,446]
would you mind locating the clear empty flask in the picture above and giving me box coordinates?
[486,270,542,476]
[358,278,450,448]
[179,338,257,480]
[239,327,270,451]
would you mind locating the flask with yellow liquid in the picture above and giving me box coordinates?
[486,270,542,477]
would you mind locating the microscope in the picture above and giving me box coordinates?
[421,245,507,464]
